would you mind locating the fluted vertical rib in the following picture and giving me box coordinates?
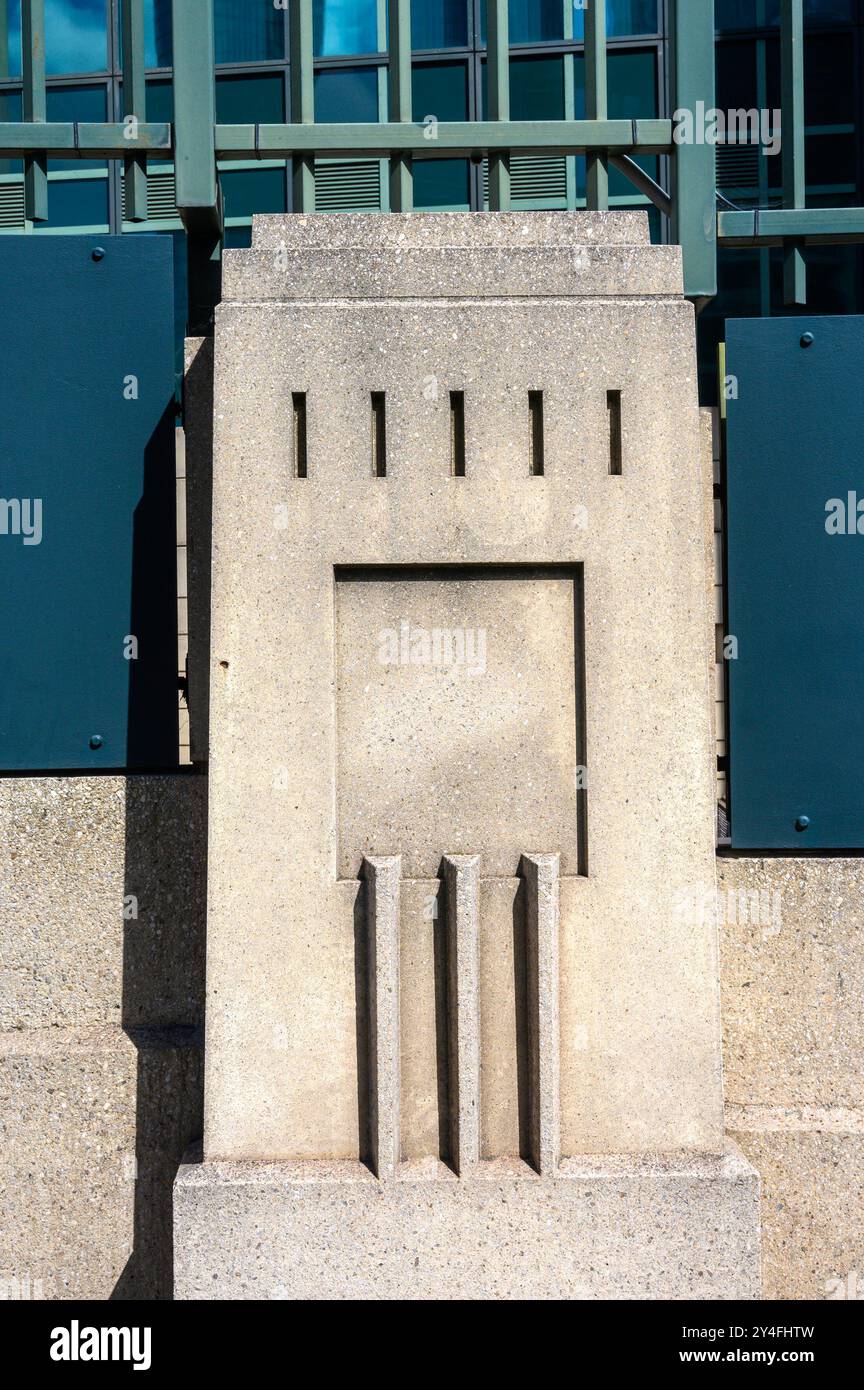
[442,854,481,1174]
[522,853,561,1175]
[363,855,401,1180]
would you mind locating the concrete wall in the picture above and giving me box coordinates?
[720,856,864,1300]
[1,769,862,1301]
[0,775,205,1300]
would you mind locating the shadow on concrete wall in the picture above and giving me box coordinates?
[110,773,208,1300]
[112,339,214,1300]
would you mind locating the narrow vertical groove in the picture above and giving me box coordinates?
[450,391,466,477]
[371,392,387,477]
[442,854,481,1174]
[529,391,545,476]
[521,854,561,1176]
[363,855,402,1181]
[607,390,622,475]
[292,392,307,478]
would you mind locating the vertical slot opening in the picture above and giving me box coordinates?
[528,390,544,476]
[292,392,307,478]
[450,390,466,477]
[607,390,622,476]
[371,392,387,477]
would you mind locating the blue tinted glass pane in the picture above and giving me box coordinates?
[315,67,379,122]
[414,159,470,208]
[3,0,22,76]
[145,0,173,67]
[221,168,287,220]
[47,84,108,170]
[46,0,107,74]
[495,2,563,44]
[3,0,108,75]
[412,62,469,121]
[214,0,283,62]
[216,75,285,124]
[314,0,378,56]
[574,1,658,39]
[412,0,469,49]
[34,175,109,228]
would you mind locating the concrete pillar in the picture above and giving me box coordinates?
[174,211,760,1300]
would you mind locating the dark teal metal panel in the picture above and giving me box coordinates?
[726,315,864,848]
[0,234,178,771]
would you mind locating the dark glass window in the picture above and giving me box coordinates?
[315,66,379,122]
[144,78,174,124]
[34,175,109,229]
[221,167,286,220]
[412,60,470,209]
[216,74,285,124]
[508,56,566,120]
[411,0,469,50]
[47,83,108,170]
[214,0,283,63]
[716,0,857,28]
[0,88,22,176]
[314,0,379,57]
[574,1,659,40]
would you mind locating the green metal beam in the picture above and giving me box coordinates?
[388,0,413,211]
[171,0,220,335]
[718,206,864,245]
[0,117,674,163]
[609,154,671,217]
[212,119,673,161]
[781,0,806,304]
[22,0,47,222]
[0,123,171,157]
[121,0,147,223]
[670,0,717,303]
[486,0,510,210]
[585,0,609,211]
[171,0,218,230]
[290,0,315,212]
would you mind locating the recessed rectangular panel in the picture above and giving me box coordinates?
[336,565,584,878]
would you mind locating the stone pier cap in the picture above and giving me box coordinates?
[221,210,684,302]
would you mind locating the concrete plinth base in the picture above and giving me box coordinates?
[174,1143,761,1301]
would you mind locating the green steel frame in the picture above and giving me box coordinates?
[3,0,863,320]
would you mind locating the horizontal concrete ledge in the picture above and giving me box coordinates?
[221,246,684,302]
[174,1143,761,1301]
[252,210,652,251]
[177,1143,754,1188]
